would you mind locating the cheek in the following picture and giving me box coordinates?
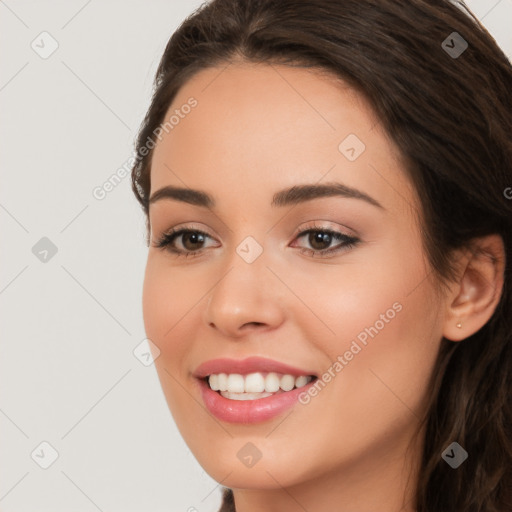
[295,232,440,397]
[307,242,440,428]
[142,256,198,371]
[142,257,205,428]
[141,254,232,429]
[142,259,169,345]
[285,236,431,355]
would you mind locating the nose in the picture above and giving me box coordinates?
[203,250,286,339]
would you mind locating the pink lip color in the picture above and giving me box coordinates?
[197,379,315,424]
[194,356,316,379]
[194,357,317,424]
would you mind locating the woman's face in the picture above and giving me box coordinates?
[143,62,446,490]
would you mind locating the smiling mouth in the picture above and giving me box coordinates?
[203,371,317,401]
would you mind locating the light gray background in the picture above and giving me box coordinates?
[1,1,511,511]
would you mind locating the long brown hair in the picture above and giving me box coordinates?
[131,1,512,510]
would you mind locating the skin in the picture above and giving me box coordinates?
[142,61,505,512]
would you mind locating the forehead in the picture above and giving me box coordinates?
[149,62,416,216]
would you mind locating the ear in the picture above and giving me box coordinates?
[443,234,506,342]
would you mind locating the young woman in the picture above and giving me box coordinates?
[131,1,512,510]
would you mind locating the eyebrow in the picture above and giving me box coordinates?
[148,182,384,210]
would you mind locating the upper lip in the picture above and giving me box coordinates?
[194,356,317,379]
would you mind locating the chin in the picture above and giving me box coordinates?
[204,461,305,490]
[187,437,315,490]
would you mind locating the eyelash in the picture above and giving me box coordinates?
[154,224,359,259]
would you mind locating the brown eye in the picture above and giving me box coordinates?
[155,228,216,257]
[308,231,334,251]
[294,228,359,258]
[155,226,359,259]
[181,231,206,251]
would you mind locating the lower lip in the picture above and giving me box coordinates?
[197,378,316,424]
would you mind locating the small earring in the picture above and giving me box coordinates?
[456,321,462,328]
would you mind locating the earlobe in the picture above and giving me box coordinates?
[442,234,505,342]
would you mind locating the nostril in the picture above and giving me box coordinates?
[242,322,265,329]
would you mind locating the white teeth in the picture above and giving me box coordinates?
[209,374,220,391]
[245,372,265,393]
[222,391,274,400]
[265,372,280,392]
[217,373,228,392]
[295,375,309,388]
[227,374,245,393]
[207,372,313,395]
[280,374,295,391]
